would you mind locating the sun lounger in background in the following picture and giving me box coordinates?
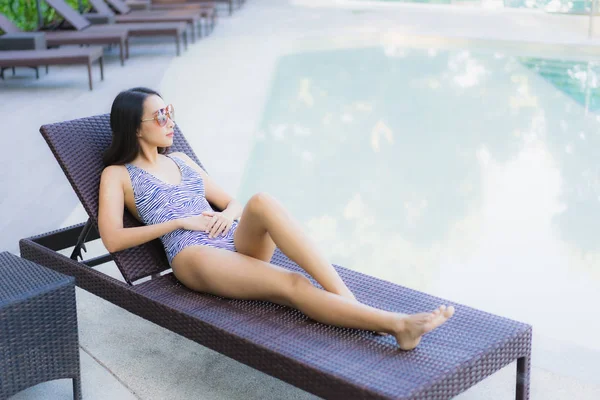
[0,14,129,66]
[45,0,189,56]
[123,0,217,35]
[0,47,104,89]
[87,0,202,41]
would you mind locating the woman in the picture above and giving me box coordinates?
[98,87,454,351]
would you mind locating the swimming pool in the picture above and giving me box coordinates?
[370,0,592,13]
[236,45,600,358]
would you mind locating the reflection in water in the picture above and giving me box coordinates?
[237,46,600,350]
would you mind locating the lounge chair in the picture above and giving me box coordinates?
[0,14,129,66]
[0,47,103,90]
[153,0,238,16]
[45,0,188,56]
[20,113,532,399]
[124,0,217,34]
[108,0,216,22]
[87,0,203,41]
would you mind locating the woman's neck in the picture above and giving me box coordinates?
[135,144,160,166]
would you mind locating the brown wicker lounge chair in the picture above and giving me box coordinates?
[19,113,533,400]
[45,0,188,56]
[0,47,103,90]
[0,14,129,66]
[88,0,203,41]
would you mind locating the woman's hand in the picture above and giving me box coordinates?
[201,211,233,238]
[179,215,214,232]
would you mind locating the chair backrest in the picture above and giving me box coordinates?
[39,114,205,284]
[87,0,118,16]
[44,0,93,31]
[0,14,21,34]
[104,0,132,14]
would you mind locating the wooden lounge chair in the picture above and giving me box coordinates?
[109,0,216,21]
[127,0,216,11]
[124,0,217,34]
[20,113,533,400]
[0,47,103,90]
[152,0,238,16]
[45,0,189,56]
[88,0,203,41]
[0,14,129,66]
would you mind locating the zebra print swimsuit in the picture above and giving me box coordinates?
[125,155,238,264]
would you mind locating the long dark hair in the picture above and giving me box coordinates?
[103,87,169,166]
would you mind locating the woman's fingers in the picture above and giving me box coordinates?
[205,216,218,233]
[221,221,232,236]
[210,219,225,238]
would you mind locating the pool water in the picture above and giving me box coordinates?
[520,57,600,111]
[236,45,600,358]
[375,0,592,13]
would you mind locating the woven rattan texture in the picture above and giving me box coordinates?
[0,252,81,400]
[0,252,72,304]
[32,115,532,399]
[40,114,203,284]
[20,238,531,399]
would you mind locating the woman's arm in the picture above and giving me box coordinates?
[171,152,243,220]
[98,166,182,253]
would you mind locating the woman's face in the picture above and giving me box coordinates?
[137,94,175,148]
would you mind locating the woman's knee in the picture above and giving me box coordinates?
[246,192,275,215]
[281,272,313,306]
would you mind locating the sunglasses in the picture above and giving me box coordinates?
[141,104,175,127]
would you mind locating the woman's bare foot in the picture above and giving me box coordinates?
[393,305,455,350]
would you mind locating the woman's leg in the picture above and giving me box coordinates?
[171,246,454,350]
[233,193,355,299]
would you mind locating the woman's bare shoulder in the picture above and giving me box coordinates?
[100,165,129,186]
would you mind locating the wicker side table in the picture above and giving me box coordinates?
[0,252,81,400]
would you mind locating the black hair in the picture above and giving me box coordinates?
[103,87,169,166]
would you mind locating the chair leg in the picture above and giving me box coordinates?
[516,356,530,400]
[46,65,49,74]
[125,39,130,59]
[73,376,82,400]
[119,42,125,66]
[35,67,39,79]
[99,56,104,81]
[87,61,93,91]
[175,34,181,56]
